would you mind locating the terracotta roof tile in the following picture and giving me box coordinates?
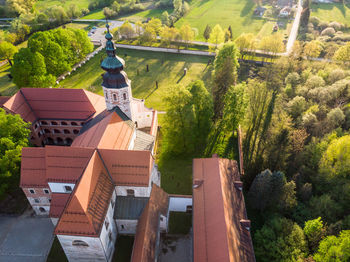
[72,111,134,150]
[3,88,106,122]
[131,184,169,262]
[20,148,46,187]
[192,157,255,262]
[98,149,153,187]
[49,193,71,218]
[54,151,114,237]
[45,146,95,183]
[0,96,10,107]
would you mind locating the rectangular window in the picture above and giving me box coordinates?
[108,231,112,242]
[126,189,135,196]
[43,189,49,194]
[29,189,35,194]
[64,186,72,192]
[34,198,40,203]
[105,219,109,230]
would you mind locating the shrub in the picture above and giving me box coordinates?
[310,16,321,27]
[321,27,336,37]
[329,21,343,31]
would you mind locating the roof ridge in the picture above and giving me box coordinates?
[19,89,39,123]
[96,149,115,187]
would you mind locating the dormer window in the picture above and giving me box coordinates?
[113,94,117,101]
[123,93,127,100]
[64,186,72,192]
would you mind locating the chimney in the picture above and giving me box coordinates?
[193,179,203,189]
[233,181,243,191]
[240,219,251,231]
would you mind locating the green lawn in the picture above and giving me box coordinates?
[168,212,192,234]
[175,0,268,40]
[80,9,105,19]
[35,0,93,11]
[119,8,173,23]
[0,64,17,96]
[59,48,212,111]
[311,3,350,25]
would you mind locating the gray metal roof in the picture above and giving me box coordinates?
[133,130,155,151]
[114,196,149,220]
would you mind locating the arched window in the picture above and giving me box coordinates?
[73,129,79,135]
[51,121,58,125]
[61,121,68,126]
[44,129,50,134]
[34,124,38,129]
[113,94,117,101]
[41,121,48,125]
[105,92,108,99]
[65,138,73,146]
[123,93,127,100]
[126,189,135,196]
[39,207,46,213]
[71,122,78,126]
[56,137,63,145]
[72,240,89,247]
[54,129,60,134]
[47,137,54,144]
[64,129,70,134]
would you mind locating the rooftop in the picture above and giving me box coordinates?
[114,196,148,220]
[192,157,255,262]
[49,193,71,218]
[3,88,106,122]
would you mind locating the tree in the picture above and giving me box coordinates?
[44,5,69,26]
[0,108,30,199]
[254,217,308,262]
[135,21,143,37]
[161,11,170,26]
[140,26,156,43]
[224,29,231,42]
[179,24,194,48]
[300,0,310,28]
[0,41,17,66]
[160,26,179,47]
[66,4,82,19]
[111,1,121,13]
[326,108,345,129]
[6,0,36,14]
[208,24,225,48]
[333,43,350,62]
[314,230,350,262]
[9,18,31,42]
[146,18,162,35]
[228,25,233,40]
[103,7,117,19]
[11,48,55,88]
[320,135,350,179]
[222,83,247,132]
[203,24,212,40]
[173,0,182,15]
[259,34,284,58]
[212,42,240,120]
[304,217,326,253]
[304,40,323,58]
[234,33,256,59]
[248,169,297,212]
[119,21,135,39]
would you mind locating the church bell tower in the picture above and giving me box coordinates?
[101,23,133,119]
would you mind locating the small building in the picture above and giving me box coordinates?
[279,6,292,17]
[254,6,266,16]
[192,156,256,262]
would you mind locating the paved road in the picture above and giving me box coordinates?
[285,0,303,55]
[0,214,54,262]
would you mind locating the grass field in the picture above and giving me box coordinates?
[80,9,105,19]
[35,0,93,11]
[119,8,173,22]
[0,64,17,96]
[311,3,350,25]
[59,48,212,111]
[175,0,269,40]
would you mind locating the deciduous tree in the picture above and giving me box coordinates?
[0,41,17,66]
[208,24,224,48]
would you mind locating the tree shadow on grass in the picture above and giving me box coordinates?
[240,0,255,17]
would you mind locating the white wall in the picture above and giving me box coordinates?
[116,186,150,197]
[48,182,75,194]
[150,163,160,187]
[100,190,117,262]
[51,217,59,226]
[57,235,106,262]
[130,99,153,129]
[127,130,137,150]
[115,219,138,235]
[32,205,50,215]
[102,85,132,119]
[169,197,193,212]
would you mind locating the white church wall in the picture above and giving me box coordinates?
[115,219,138,235]
[102,85,132,119]
[127,130,137,150]
[115,186,150,197]
[169,196,193,212]
[57,235,106,262]
[48,182,75,194]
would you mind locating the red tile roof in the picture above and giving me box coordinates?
[98,149,153,187]
[131,184,169,262]
[72,111,134,150]
[20,148,46,187]
[49,193,71,218]
[192,157,255,262]
[45,146,95,183]
[3,88,106,123]
[0,96,10,107]
[54,151,114,237]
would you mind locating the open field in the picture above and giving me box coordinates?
[119,8,173,22]
[80,9,105,19]
[0,64,17,96]
[175,0,276,40]
[35,0,93,11]
[311,3,350,25]
[59,48,213,110]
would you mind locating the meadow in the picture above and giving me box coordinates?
[35,0,93,11]
[175,0,271,40]
[311,3,350,25]
[58,48,213,111]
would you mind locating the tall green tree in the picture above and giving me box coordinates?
[0,41,17,66]
[203,24,212,40]
[208,24,224,48]
[304,217,326,253]
[0,108,30,199]
[11,48,55,87]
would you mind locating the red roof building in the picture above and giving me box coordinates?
[192,156,255,262]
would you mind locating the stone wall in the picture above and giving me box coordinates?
[22,187,51,215]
